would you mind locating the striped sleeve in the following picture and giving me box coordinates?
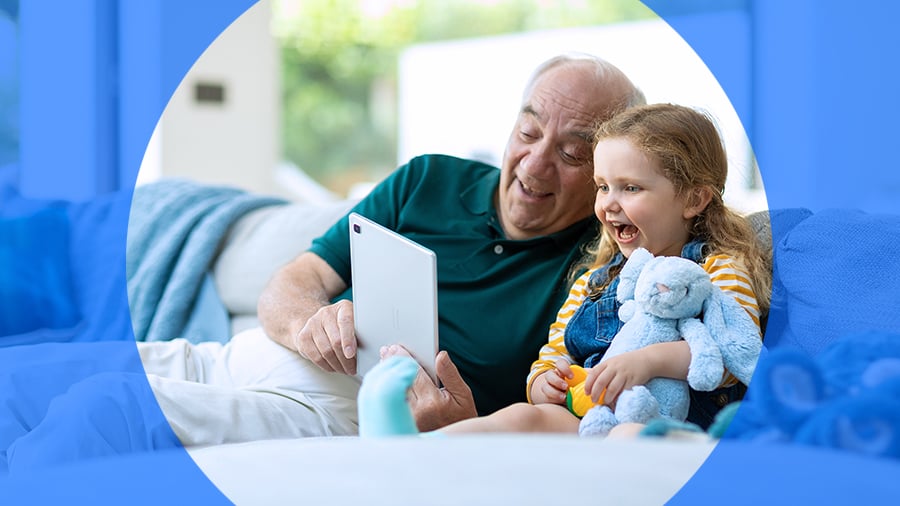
[702,254,761,328]
[702,254,762,386]
[525,268,596,403]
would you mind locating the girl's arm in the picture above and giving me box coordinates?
[701,254,761,386]
[703,254,761,328]
[615,255,761,383]
[582,341,691,405]
[525,268,595,403]
[583,254,762,403]
[635,340,692,379]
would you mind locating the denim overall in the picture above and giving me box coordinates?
[563,240,745,429]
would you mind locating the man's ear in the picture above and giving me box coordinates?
[683,187,714,219]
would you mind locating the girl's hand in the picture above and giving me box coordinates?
[583,349,654,407]
[530,359,575,405]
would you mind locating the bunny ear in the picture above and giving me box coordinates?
[617,248,654,302]
[703,289,764,387]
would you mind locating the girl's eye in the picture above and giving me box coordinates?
[625,185,640,193]
[597,184,609,193]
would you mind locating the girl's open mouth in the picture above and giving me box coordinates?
[614,223,639,242]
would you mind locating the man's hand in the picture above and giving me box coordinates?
[381,346,477,431]
[295,299,358,375]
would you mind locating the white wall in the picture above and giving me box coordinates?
[138,0,285,198]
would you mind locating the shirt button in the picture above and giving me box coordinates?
[493,244,504,255]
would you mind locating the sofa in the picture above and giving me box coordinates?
[189,188,717,504]
[4,176,900,504]
[189,182,900,504]
[183,183,900,504]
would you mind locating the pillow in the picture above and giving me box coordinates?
[767,208,900,355]
[747,207,813,253]
[213,199,357,316]
[66,189,138,343]
[0,206,81,337]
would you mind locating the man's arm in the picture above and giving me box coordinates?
[257,251,358,375]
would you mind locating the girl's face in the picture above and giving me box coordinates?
[593,137,698,258]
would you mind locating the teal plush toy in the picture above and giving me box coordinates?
[722,331,900,458]
[579,248,763,437]
[357,355,421,437]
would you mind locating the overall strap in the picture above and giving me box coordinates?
[680,239,707,263]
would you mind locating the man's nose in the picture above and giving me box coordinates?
[521,141,554,178]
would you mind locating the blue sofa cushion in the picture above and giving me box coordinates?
[767,208,900,355]
[0,206,81,337]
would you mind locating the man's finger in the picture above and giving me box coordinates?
[310,329,342,372]
[410,355,439,396]
[382,345,438,400]
[435,351,473,405]
[318,305,355,375]
[336,301,357,359]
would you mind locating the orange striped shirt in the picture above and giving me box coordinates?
[525,254,760,402]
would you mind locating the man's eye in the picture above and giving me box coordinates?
[561,151,591,167]
[520,130,537,140]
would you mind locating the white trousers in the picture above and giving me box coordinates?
[137,327,362,446]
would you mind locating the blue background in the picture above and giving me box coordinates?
[2,0,900,503]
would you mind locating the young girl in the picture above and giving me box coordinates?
[359,103,771,437]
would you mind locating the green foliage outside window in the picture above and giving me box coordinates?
[274,0,655,194]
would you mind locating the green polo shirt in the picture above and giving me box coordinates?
[309,154,597,415]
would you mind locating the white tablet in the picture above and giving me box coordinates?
[348,213,439,383]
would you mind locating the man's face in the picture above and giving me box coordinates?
[497,63,621,240]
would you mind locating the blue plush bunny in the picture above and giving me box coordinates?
[579,248,763,436]
[724,331,900,458]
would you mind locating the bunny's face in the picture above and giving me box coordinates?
[634,256,712,320]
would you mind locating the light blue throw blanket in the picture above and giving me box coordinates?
[126,179,285,343]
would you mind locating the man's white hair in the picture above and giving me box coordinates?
[522,52,646,113]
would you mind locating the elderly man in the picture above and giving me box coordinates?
[244,53,645,435]
[2,55,644,467]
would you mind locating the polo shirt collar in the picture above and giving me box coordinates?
[460,167,498,216]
